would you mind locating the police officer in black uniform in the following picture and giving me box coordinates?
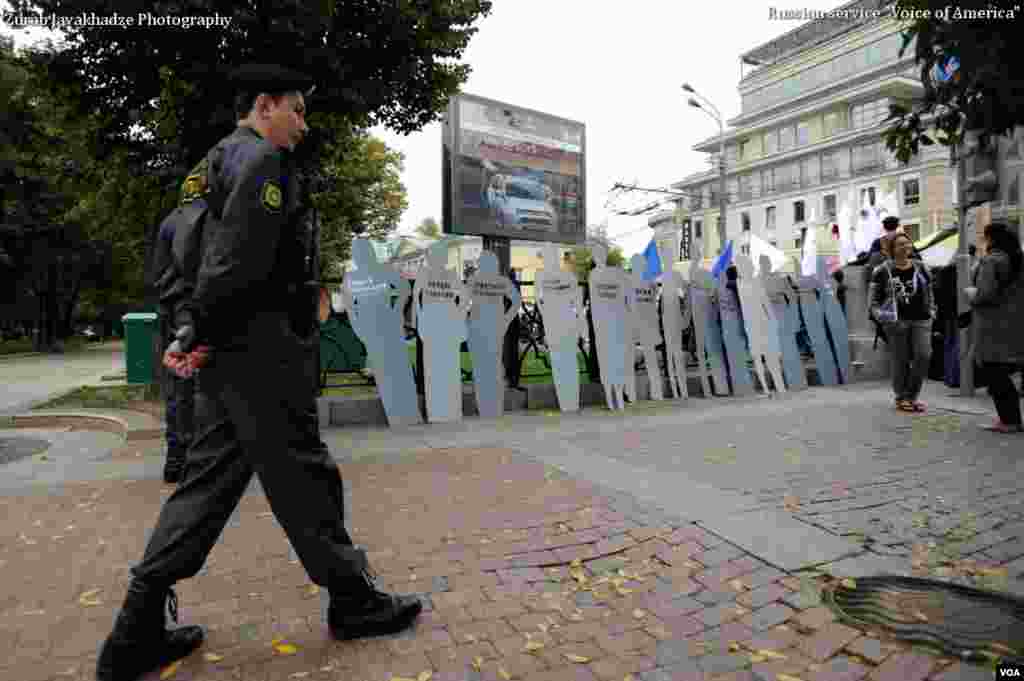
[150,191,197,484]
[97,65,421,681]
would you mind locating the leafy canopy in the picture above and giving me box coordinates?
[883,0,1024,162]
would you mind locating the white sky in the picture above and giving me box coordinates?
[3,0,847,256]
[372,0,848,257]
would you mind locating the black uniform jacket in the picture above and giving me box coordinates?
[182,127,307,350]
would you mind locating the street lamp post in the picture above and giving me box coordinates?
[683,83,727,255]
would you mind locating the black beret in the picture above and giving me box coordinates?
[882,216,900,229]
[229,64,315,96]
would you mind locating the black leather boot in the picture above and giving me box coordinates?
[328,569,422,640]
[96,579,204,681]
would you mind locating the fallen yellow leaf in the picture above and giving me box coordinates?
[750,654,767,663]
[307,584,320,595]
[498,669,512,681]
[389,677,416,681]
[570,558,583,568]
[565,653,591,663]
[615,587,634,596]
[159,660,182,679]
[416,672,433,681]
[523,640,545,653]
[79,588,101,599]
[273,641,298,655]
[203,653,224,662]
[776,675,806,681]
[755,649,788,660]
[471,657,483,671]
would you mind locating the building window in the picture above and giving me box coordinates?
[738,174,753,201]
[762,169,775,194]
[821,150,840,180]
[694,220,703,239]
[794,200,806,223]
[769,240,778,247]
[823,110,846,137]
[801,155,820,186]
[764,130,778,155]
[797,120,812,146]
[742,212,751,231]
[851,98,890,130]
[779,126,795,152]
[860,186,877,207]
[740,244,751,256]
[738,139,749,161]
[774,164,795,192]
[853,141,884,175]
[681,220,692,260]
[823,194,837,219]
[902,177,920,206]
[765,206,776,230]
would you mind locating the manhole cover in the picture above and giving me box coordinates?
[0,436,51,465]
[825,576,1024,664]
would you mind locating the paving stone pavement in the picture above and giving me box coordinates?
[1,378,1019,680]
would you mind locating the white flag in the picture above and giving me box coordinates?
[749,233,787,275]
[838,198,857,264]
[801,221,818,277]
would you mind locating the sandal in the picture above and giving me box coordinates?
[895,400,915,412]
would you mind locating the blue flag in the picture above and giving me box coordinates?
[641,239,663,281]
[711,240,734,280]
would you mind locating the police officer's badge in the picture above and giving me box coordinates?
[261,180,283,213]
[180,158,209,204]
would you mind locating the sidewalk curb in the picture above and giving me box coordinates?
[4,408,164,442]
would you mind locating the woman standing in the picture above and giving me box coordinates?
[869,232,935,412]
[965,222,1024,433]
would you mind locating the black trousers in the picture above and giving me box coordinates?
[984,362,1022,426]
[163,369,194,458]
[132,327,366,587]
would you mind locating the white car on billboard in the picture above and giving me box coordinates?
[491,176,555,230]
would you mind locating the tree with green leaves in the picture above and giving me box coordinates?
[883,1,1023,162]
[5,0,491,345]
[416,217,442,240]
[570,244,625,281]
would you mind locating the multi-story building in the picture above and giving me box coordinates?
[672,0,973,271]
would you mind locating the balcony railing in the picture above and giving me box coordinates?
[853,160,884,176]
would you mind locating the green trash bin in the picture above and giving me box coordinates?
[122,312,158,384]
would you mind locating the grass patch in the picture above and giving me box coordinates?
[34,383,160,410]
[0,336,94,356]
[322,347,592,397]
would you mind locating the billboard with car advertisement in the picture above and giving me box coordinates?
[442,93,585,245]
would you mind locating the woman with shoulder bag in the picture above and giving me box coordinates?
[964,222,1024,433]
[869,232,935,412]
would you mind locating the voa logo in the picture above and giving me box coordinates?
[999,666,1022,678]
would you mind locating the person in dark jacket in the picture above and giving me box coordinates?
[966,222,1024,433]
[150,193,196,483]
[96,65,421,681]
[867,215,922,268]
[869,232,935,412]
